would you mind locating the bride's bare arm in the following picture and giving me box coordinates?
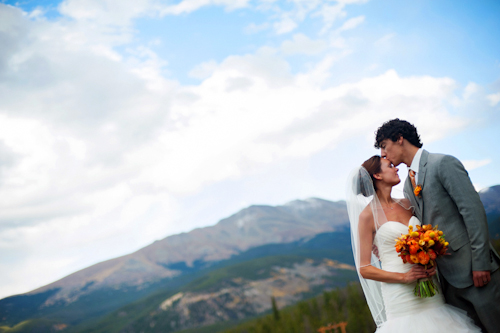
[357,208,434,284]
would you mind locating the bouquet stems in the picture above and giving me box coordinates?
[413,277,438,298]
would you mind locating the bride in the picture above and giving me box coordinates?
[347,155,481,332]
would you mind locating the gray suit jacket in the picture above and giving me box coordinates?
[404,150,499,288]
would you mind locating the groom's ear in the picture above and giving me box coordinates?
[397,135,404,145]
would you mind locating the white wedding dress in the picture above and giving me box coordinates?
[374,216,481,332]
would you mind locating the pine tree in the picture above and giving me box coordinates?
[271,296,280,321]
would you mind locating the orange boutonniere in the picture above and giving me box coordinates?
[414,185,422,197]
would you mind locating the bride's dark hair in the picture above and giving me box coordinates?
[359,156,381,196]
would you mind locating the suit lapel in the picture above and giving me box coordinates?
[412,149,428,218]
[404,174,422,218]
[418,150,429,189]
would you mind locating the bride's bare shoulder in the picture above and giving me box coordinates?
[398,198,411,205]
[396,198,413,211]
[359,205,374,224]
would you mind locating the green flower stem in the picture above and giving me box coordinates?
[413,278,439,298]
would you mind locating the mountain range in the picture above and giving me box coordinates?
[1,186,499,333]
[0,198,352,332]
[480,185,500,237]
[32,198,348,305]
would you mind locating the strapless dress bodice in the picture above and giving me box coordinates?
[374,216,420,273]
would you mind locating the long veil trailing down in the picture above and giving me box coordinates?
[346,166,388,326]
[346,166,416,327]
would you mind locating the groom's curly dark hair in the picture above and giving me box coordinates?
[374,118,423,149]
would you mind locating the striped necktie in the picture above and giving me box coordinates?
[409,169,417,189]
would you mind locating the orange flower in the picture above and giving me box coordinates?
[423,230,436,243]
[395,243,404,253]
[408,239,418,246]
[407,239,419,254]
[410,254,419,264]
[414,185,422,197]
[406,254,414,264]
[427,249,437,260]
[417,251,430,265]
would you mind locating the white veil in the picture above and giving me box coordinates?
[346,166,388,327]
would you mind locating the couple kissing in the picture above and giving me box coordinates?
[347,118,500,333]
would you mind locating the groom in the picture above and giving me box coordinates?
[375,118,500,332]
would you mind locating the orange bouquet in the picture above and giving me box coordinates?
[395,224,449,297]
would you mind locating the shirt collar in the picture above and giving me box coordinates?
[409,148,423,173]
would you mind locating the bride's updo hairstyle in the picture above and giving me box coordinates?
[358,155,382,196]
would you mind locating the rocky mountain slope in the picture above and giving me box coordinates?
[95,258,356,333]
[30,198,348,305]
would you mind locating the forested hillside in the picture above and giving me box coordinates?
[220,283,375,333]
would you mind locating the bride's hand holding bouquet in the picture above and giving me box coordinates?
[402,264,436,284]
[395,224,449,298]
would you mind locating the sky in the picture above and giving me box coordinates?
[0,0,499,299]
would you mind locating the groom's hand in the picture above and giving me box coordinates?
[473,270,491,287]
[372,244,380,259]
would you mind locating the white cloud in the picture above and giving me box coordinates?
[329,35,348,49]
[59,0,157,26]
[58,0,252,25]
[280,33,327,55]
[0,4,182,297]
[248,0,366,36]
[273,15,298,34]
[486,92,500,106]
[463,82,479,100]
[314,3,347,34]
[189,60,219,79]
[374,33,396,46]
[337,0,370,4]
[160,0,250,15]
[463,159,492,171]
[222,0,369,37]
[244,22,270,34]
[127,62,468,196]
[337,15,365,32]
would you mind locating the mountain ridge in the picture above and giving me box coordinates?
[15,198,348,307]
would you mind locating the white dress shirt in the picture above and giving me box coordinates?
[409,148,423,184]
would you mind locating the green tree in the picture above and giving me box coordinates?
[223,283,376,333]
[271,296,280,322]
